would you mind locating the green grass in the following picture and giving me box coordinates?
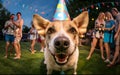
[0,40,120,74]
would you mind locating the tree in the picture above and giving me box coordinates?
[0,0,11,39]
[0,0,11,32]
[22,25,30,33]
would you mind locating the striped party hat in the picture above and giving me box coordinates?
[53,0,71,21]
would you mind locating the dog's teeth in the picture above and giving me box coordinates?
[66,56,68,59]
[55,56,57,59]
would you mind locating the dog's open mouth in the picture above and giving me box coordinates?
[54,53,68,65]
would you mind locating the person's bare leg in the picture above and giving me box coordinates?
[15,39,21,57]
[117,52,120,63]
[86,38,98,60]
[99,39,105,60]
[40,40,44,52]
[14,42,20,59]
[5,42,10,58]
[31,40,36,54]
[10,42,14,56]
[79,38,82,46]
[17,43,21,57]
[31,40,34,54]
[104,43,110,60]
[110,45,119,64]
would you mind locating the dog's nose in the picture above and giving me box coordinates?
[54,37,70,50]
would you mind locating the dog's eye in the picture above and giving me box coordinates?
[47,27,56,34]
[68,27,77,34]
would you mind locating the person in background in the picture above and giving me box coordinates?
[107,8,120,67]
[86,12,105,60]
[79,36,83,46]
[12,12,24,59]
[103,12,115,63]
[29,24,37,54]
[37,35,45,52]
[85,29,93,45]
[4,14,15,58]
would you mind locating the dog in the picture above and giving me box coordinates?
[33,11,89,74]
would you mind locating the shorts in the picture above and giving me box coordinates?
[14,36,21,43]
[30,35,36,40]
[5,34,15,43]
[37,37,41,43]
[93,31,103,39]
[37,36,45,43]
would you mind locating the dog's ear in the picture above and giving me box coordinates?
[33,14,50,36]
[72,11,89,36]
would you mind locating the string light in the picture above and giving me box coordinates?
[96,7,98,10]
[76,2,120,13]
[91,18,94,21]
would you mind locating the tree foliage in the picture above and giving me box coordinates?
[22,25,30,33]
[0,0,11,32]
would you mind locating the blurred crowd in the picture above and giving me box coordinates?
[2,7,120,68]
[80,8,120,67]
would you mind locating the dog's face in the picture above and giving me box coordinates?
[33,11,89,65]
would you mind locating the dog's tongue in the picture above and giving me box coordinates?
[56,54,67,62]
[59,58,66,62]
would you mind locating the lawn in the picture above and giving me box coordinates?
[0,40,120,74]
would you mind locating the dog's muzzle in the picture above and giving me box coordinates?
[52,36,70,65]
[54,36,70,51]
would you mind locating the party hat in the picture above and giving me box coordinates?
[53,0,71,21]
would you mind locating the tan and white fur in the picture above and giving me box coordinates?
[33,11,89,74]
